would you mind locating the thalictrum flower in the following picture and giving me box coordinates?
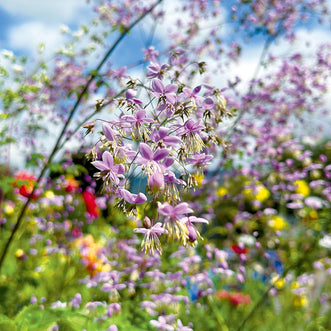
[158,202,193,244]
[147,62,169,79]
[134,222,167,255]
[152,78,178,105]
[149,127,181,148]
[91,151,125,186]
[176,119,207,153]
[180,216,209,245]
[137,143,170,175]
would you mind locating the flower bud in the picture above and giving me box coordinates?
[143,216,152,229]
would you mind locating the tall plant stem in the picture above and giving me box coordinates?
[0,0,162,273]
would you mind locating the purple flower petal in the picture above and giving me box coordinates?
[102,151,114,168]
[91,160,109,171]
[153,148,170,161]
[202,97,214,110]
[164,84,178,93]
[103,123,116,141]
[139,143,154,160]
[152,79,164,93]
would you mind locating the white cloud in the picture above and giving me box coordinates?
[0,0,87,24]
[8,22,65,57]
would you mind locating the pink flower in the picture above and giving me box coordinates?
[134,222,167,254]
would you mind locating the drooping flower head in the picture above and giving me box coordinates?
[158,202,193,244]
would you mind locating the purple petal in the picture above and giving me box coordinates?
[136,109,146,120]
[103,123,116,141]
[164,84,178,93]
[165,93,177,105]
[139,143,154,160]
[152,79,164,93]
[174,202,193,215]
[116,188,147,204]
[102,151,114,168]
[193,85,201,94]
[91,160,109,171]
[202,97,214,110]
[158,127,169,138]
[163,157,174,168]
[153,148,170,161]
[126,89,137,100]
[163,136,181,146]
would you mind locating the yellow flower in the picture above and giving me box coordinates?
[15,249,25,259]
[293,294,308,308]
[293,180,310,197]
[275,278,285,289]
[217,187,228,197]
[193,172,204,187]
[268,215,288,231]
[4,203,14,215]
[244,184,270,202]
[45,190,55,199]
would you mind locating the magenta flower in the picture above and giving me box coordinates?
[122,109,154,127]
[187,153,213,167]
[134,222,167,255]
[158,202,193,220]
[176,119,207,153]
[137,143,170,174]
[152,78,178,105]
[102,122,119,141]
[91,151,125,186]
[158,202,193,244]
[125,89,143,105]
[149,127,181,147]
[181,216,209,244]
[147,62,169,79]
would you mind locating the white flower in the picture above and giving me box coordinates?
[319,235,331,249]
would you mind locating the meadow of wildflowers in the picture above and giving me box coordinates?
[0,0,330,330]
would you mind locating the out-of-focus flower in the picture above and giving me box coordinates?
[64,175,79,192]
[319,234,331,249]
[215,290,251,306]
[231,244,248,254]
[3,201,15,215]
[150,315,174,330]
[82,190,100,218]
[217,186,228,197]
[244,183,270,202]
[268,215,288,231]
[14,171,38,199]
[15,249,27,260]
[293,180,310,197]
[293,294,308,308]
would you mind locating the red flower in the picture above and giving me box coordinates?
[82,190,100,218]
[215,290,251,306]
[231,244,248,254]
[14,171,38,199]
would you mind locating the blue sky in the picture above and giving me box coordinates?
[1,0,330,169]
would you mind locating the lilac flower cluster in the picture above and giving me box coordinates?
[88,53,231,253]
